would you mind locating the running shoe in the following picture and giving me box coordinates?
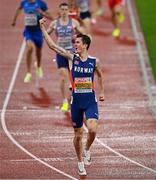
[84,150,91,165]
[118,13,125,23]
[112,28,120,37]
[36,66,43,78]
[78,162,87,176]
[61,102,69,112]
[24,73,32,83]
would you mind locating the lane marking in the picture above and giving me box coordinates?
[81,0,156,175]
[127,0,156,117]
[0,40,77,180]
[8,157,76,162]
[83,126,156,174]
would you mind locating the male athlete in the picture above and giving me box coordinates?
[40,17,105,176]
[46,2,84,112]
[12,0,52,83]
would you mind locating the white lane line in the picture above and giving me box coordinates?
[0,40,77,180]
[8,157,76,162]
[127,0,156,117]
[81,0,155,175]
[84,125,156,174]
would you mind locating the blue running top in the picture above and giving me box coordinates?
[20,0,48,31]
[70,54,97,107]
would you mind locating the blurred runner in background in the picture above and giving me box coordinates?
[108,0,125,37]
[46,2,85,112]
[11,0,52,83]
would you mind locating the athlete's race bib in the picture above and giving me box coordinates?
[74,77,93,93]
[25,14,37,26]
[58,37,72,50]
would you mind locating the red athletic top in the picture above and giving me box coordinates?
[108,0,124,9]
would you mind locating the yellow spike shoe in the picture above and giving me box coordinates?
[61,102,69,112]
[36,67,43,78]
[112,28,121,37]
[24,73,32,83]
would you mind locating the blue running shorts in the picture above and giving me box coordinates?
[23,29,43,48]
[71,100,99,128]
[56,53,69,69]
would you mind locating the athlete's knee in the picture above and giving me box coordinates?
[74,134,83,143]
[73,128,83,142]
[87,119,98,133]
[88,124,97,133]
[60,69,68,82]
[36,47,42,54]
[26,44,33,53]
[60,75,67,83]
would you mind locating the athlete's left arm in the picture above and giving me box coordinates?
[37,9,53,20]
[73,19,92,39]
[72,19,85,34]
[37,1,53,20]
[95,58,105,101]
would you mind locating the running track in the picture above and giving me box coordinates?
[0,0,156,179]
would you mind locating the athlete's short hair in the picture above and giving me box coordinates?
[76,34,91,50]
[59,2,69,8]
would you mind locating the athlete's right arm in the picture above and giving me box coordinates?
[11,7,22,26]
[46,20,56,34]
[40,18,74,61]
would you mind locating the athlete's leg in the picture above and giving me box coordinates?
[85,118,98,151]
[83,118,98,165]
[34,31,44,78]
[83,101,99,165]
[35,47,42,68]
[73,127,84,162]
[114,4,125,23]
[56,53,70,111]
[26,40,33,73]
[82,18,91,34]
[71,101,86,175]
[35,47,43,78]
[91,0,104,24]
[109,0,125,37]
[110,7,117,28]
[59,67,69,111]
[24,40,34,83]
[80,11,92,35]
[74,128,86,176]
[59,68,69,100]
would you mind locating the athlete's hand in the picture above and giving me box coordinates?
[39,17,46,26]
[99,93,105,101]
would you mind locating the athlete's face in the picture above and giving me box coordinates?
[74,37,86,54]
[59,5,69,17]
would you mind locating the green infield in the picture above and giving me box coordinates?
[135,0,156,80]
